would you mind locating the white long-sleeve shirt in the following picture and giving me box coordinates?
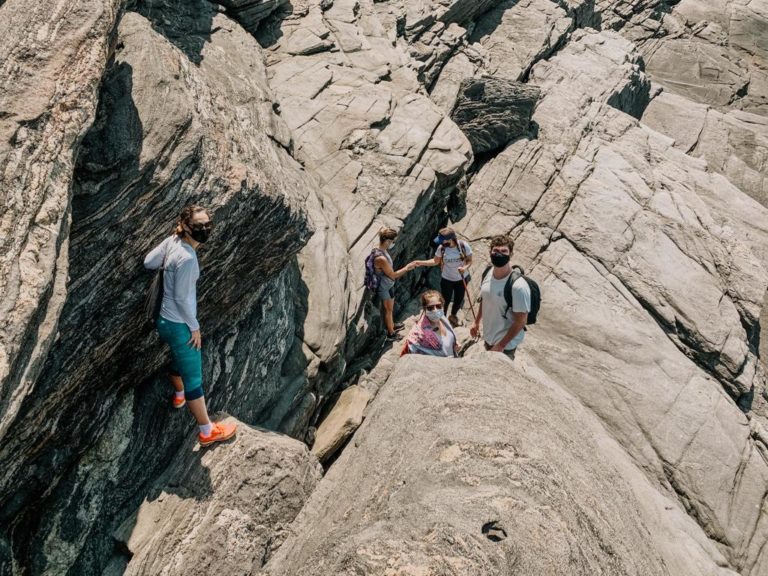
[144,236,200,331]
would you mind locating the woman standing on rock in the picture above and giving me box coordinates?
[401,290,458,357]
[413,227,473,327]
[373,226,418,342]
[144,205,237,447]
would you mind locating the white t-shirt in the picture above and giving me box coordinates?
[441,327,456,357]
[480,270,531,350]
[436,241,473,282]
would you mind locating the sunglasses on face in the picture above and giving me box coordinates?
[191,222,213,231]
[424,303,442,311]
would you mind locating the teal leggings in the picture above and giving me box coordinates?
[156,317,204,401]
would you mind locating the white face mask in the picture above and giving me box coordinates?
[426,308,444,322]
[388,241,396,249]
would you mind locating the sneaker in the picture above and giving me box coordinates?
[385,332,403,342]
[172,394,186,409]
[448,315,459,327]
[199,421,238,447]
[393,322,405,332]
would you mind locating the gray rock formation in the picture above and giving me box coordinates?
[0,0,123,569]
[1,0,768,574]
[247,0,474,432]
[456,25,768,576]
[1,1,315,573]
[261,355,738,575]
[451,77,540,154]
[114,416,322,576]
[600,0,767,115]
[0,0,121,482]
[642,89,768,208]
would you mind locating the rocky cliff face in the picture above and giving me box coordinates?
[1,0,767,575]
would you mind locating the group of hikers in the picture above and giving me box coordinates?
[145,206,536,447]
[368,226,533,360]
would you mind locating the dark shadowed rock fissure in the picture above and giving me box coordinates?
[0,2,319,573]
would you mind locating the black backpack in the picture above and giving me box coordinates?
[481,265,541,325]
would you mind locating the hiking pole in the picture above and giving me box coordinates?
[461,274,477,323]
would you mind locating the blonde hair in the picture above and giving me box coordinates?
[420,290,444,308]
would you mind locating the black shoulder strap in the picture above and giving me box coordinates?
[481,265,492,282]
[503,268,524,315]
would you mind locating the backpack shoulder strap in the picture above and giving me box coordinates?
[456,240,467,260]
[481,265,492,282]
[504,268,524,313]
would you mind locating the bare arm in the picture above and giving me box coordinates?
[491,312,527,351]
[413,255,442,268]
[470,300,483,337]
[376,255,413,280]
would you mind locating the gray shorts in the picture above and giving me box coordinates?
[377,283,394,301]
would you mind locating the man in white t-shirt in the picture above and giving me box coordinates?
[470,235,530,360]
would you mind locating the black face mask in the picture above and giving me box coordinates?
[190,228,210,244]
[490,252,510,267]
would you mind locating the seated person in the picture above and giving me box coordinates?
[401,290,458,357]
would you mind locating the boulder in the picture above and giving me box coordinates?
[115,416,322,576]
[311,385,372,462]
[451,77,540,154]
[261,355,738,576]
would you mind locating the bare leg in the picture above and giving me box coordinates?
[170,374,183,392]
[187,397,211,426]
[382,299,395,334]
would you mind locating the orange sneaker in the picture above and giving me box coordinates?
[172,394,186,409]
[199,421,237,447]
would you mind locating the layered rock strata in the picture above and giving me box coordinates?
[642,89,768,209]
[602,0,768,116]
[215,0,290,34]
[1,0,768,574]
[0,1,315,573]
[0,0,123,570]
